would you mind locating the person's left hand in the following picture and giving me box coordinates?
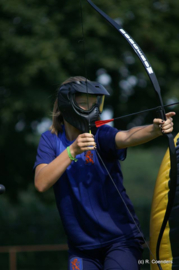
[153,112,176,135]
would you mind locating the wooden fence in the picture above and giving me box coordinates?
[0,244,68,270]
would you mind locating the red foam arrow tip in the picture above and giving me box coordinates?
[95,119,114,127]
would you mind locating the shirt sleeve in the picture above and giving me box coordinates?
[95,125,127,161]
[33,131,57,170]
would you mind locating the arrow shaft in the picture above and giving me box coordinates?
[109,102,179,121]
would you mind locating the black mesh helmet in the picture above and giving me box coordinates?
[58,80,110,133]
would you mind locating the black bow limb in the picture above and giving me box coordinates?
[87,1,178,269]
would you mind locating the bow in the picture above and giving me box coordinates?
[86,1,177,269]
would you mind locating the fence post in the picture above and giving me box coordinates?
[9,249,16,270]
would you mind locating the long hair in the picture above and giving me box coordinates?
[49,76,89,135]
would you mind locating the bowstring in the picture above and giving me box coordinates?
[79,0,91,126]
[78,0,157,264]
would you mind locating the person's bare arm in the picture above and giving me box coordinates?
[34,149,72,192]
[115,112,175,149]
[34,133,96,192]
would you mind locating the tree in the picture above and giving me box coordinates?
[0,0,178,200]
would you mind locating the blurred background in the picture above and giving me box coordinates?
[0,0,179,269]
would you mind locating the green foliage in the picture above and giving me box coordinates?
[122,146,166,237]
[0,186,66,245]
[16,251,68,270]
[122,146,166,206]
[0,186,68,269]
[0,0,179,200]
[0,0,179,268]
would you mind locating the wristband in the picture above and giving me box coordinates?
[67,146,78,162]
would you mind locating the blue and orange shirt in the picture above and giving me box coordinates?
[34,125,143,250]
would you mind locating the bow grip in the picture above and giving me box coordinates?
[156,108,166,121]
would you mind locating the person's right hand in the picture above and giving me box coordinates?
[70,133,96,156]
